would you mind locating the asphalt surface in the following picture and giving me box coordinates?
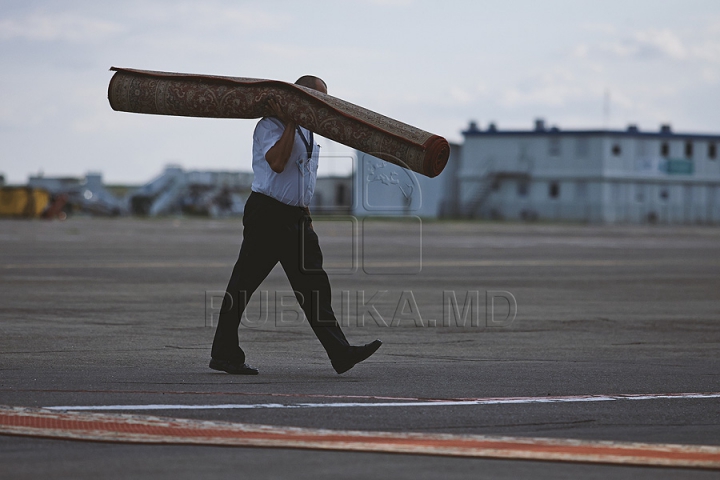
[0,217,718,479]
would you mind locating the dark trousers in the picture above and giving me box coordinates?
[211,192,350,363]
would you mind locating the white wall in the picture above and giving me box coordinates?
[458,130,720,224]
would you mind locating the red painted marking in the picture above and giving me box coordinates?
[0,406,718,468]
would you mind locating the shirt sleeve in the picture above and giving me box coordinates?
[253,117,286,160]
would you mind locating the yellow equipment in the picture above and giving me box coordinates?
[0,187,50,218]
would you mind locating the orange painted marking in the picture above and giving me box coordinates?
[0,406,718,469]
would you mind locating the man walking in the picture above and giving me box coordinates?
[210,75,381,375]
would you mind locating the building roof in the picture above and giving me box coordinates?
[462,120,720,141]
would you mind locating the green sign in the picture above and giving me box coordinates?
[663,159,694,175]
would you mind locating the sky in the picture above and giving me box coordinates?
[1,0,720,184]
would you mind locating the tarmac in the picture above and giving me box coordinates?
[0,216,719,479]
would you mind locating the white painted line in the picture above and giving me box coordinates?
[44,391,720,411]
[5,259,719,270]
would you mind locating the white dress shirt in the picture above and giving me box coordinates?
[250,117,319,207]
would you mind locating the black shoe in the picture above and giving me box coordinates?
[209,358,259,375]
[331,340,382,374]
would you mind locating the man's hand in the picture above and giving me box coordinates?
[267,97,296,128]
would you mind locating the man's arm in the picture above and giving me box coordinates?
[264,98,296,173]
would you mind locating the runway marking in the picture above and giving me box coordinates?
[42,391,720,412]
[3,388,432,402]
[0,405,718,469]
[0,261,229,270]
[2,259,716,270]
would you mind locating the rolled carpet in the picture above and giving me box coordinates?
[108,67,449,178]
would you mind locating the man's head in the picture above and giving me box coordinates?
[295,75,327,95]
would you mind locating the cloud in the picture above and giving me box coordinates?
[0,3,291,48]
[580,22,618,36]
[621,29,687,60]
[497,68,594,108]
[591,29,687,60]
[572,43,590,59]
[500,83,588,108]
[575,26,720,63]
[692,41,720,64]
[701,67,720,84]
[128,2,292,32]
[448,87,475,105]
[0,11,123,42]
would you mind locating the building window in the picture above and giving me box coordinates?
[575,138,589,158]
[611,183,624,203]
[518,181,529,197]
[549,182,560,199]
[635,184,645,202]
[661,142,670,157]
[612,144,622,156]
[685,141,693,159]
[709,143,717,160]
[575,181,587,201]
[548,138,561,156]
[684,185,693,205]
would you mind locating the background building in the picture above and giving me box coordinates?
[459,120,720,224]
[310,175,353,214]
[28,172,128,216]
[353,120,720,225]
[129,165,253,217]
[12,120,720,224]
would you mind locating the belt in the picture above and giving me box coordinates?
[249,191,310,220]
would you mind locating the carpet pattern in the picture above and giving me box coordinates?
[108,68,449,178]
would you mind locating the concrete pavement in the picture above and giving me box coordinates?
[0,217,718,479]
